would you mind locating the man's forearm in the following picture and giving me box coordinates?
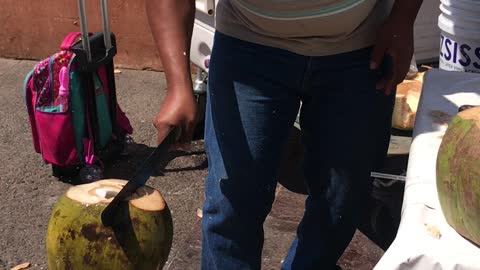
[146,0,196,91]
[391,0,423,24]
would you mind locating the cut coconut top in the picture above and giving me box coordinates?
[66,179,166,211]
[458,106,480,123]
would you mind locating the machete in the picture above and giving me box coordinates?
[101,129,178,227]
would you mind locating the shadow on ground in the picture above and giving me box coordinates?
[103,143,208,180]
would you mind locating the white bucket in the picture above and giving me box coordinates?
[438,0,480,73]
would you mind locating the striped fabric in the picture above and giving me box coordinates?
[231,0,367,19]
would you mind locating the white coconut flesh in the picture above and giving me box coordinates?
[65,179,166,211]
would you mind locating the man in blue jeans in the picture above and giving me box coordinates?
[146,0,423,269]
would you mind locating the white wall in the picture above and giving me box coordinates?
[414,0,441,63]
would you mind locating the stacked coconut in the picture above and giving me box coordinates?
[392,71,426,130]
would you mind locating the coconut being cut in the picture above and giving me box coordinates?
[46,179,173,270]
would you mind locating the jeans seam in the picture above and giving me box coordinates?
[299,57,313,95]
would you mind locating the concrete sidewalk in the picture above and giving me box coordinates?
[0,57,395,270]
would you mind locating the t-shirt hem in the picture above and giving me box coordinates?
[215,23,376,57]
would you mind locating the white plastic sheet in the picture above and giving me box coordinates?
[375,70,480,270]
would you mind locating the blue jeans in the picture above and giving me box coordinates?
[202,32,394,270]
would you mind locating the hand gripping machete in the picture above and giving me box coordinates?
[101,129,178,227]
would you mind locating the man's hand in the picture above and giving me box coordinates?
[370,1,423,95]
[153,86,196,148]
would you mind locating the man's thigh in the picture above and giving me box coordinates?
[207,32,304,183]
[300,48,395,194]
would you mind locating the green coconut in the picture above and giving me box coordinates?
[437,106,480,246]
[46,179,173,270]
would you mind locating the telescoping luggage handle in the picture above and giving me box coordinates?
[73,0,120,149]
[77,0,112,62]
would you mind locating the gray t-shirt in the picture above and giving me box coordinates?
[215,0,394,56]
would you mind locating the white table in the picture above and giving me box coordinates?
[375,69,480,270]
